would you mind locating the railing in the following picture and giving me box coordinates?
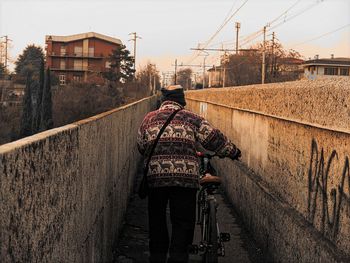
[49,52,104,58]
[51,67,88,72]
[50,66,106,72]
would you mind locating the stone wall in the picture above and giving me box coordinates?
[0,96,156,262]
[186,78,350,262]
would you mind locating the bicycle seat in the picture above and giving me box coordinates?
[200,174,221,186]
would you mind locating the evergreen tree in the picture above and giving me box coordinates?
[34,59,45,132]
[0,62,9,79]
[20,73,33,138]
[102,44,135,83]
[15,44,45,83]
[40,67,53,131]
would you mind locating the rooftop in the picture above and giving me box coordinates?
[45,32,122,45]
[303,57,350,66]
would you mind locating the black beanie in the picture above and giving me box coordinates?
[161,85,186,106]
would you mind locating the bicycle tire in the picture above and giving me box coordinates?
[203,198,218,263]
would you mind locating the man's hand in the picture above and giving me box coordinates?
[231,148,241,161]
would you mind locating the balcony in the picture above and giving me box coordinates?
[48,52,104,59]
[50,67,88,72]
[50,65,105,72]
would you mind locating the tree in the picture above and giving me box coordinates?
[33,59,45,132]
[176,68,192,90]
[0,62,9,79]
[40,67,53,130]
[224,40,303,87]
[135,63,161,95]
[15,44,45,83]
[102,44,135,83]
[225,51,261,86]
[52,83,125,127]
[19,73,33,138]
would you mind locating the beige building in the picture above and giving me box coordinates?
[207,66,223,88]
[303,57,350,80]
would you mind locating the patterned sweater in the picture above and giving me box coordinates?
[137,101,238,189]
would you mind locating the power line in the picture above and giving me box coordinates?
[200,0,322,52]
[202,0,249,49]
[175,63,212,68]
[222,0,239,26]
[239,29,264,48]
[291,23,350,47]
[233,0,302,48]
[190,48,257,52]
[239,0,321,48]
[268,0,323,32]
[268,0,302,26]
[186,0,249,64]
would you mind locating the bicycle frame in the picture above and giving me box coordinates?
[192,152,230,262]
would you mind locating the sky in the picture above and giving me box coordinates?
[0,0,349,74]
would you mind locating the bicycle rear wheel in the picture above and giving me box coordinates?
[203,198,218,263]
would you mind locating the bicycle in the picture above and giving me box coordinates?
[190,152,231,263]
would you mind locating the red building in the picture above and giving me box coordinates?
[45,32,122,85]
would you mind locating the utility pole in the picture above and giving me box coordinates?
[0,41,3,65]
[199,51,209,88]
[235,22,241,54]
[262,26,267,84]
[202,57,206,88]
[149,71,152,94]
[174,59,177,84]
[5,36,8,69]
[223,66,226,88]
[128,32,141,73]
[271,32,275,76]
[162,72,165,87]
[222,52,229,88]
[1,36,11,71]
[153,75,156,94]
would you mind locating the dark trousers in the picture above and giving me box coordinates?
[148,187,197,263]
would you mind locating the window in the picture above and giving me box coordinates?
[60,60,66,69]
[73,75,82,82]
[74,59,83,70]
[74,46,83,56]
[310,66,315,74]
[340,68,349,76]
[60,45,66,56]
[324,67,338,75]
[59,74,66,85]
[88,47,94,57]
[105,61,111,68]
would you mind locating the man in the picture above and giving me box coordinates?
[137,85,241,263]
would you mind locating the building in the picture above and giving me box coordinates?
[45,32,122,85]
[302,56,350,80]
[278,57,304,75]
[207,57,304,88]
[207,66,223,88]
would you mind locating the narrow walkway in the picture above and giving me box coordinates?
[113,166,266,263]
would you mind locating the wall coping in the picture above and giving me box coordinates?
[0,96,155,155]
[186,97,350,135]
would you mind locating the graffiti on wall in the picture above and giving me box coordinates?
[307,139,350,241]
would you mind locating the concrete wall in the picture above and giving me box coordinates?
[186,78,350,262]
[0,96,156,262]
